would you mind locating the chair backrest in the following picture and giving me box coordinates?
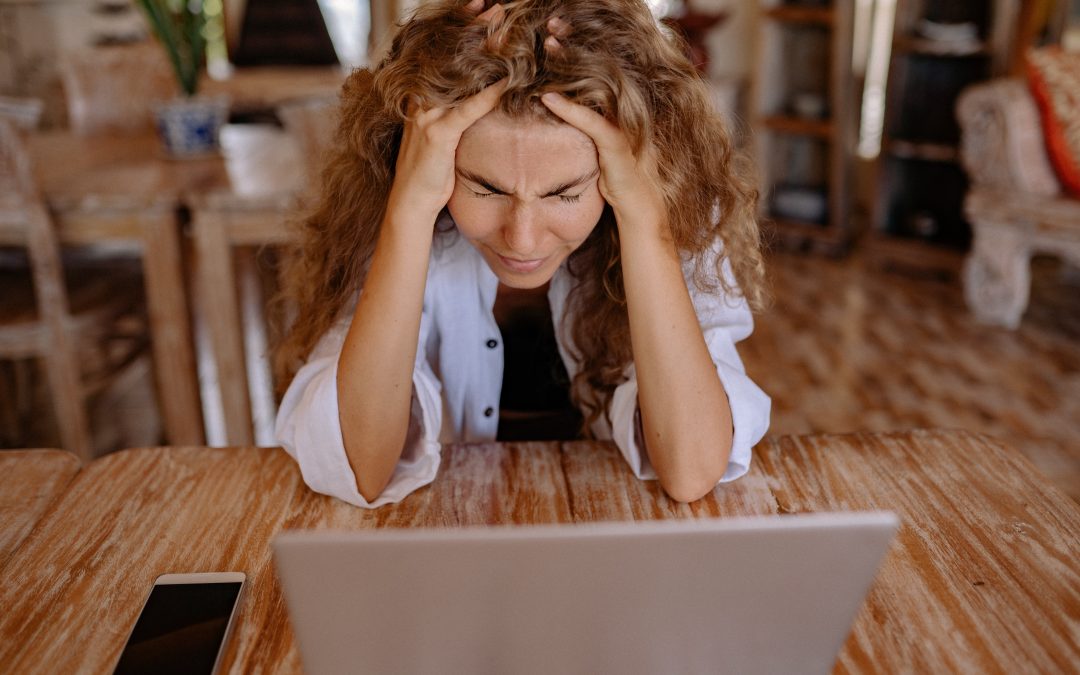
[0,97,44,132]
[0,118,70,311]
[59,43,178,136]
[0,115,40,234]
[0,117,92,458]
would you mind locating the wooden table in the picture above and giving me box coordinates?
[1,430,1078,673]
[22,131,228,445]
[0,449,80,569]
[200,67,346,117]
[23,128,306,447]
[189,124,303,446]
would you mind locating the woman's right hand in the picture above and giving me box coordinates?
[385,1,508,224]
[387,78,507,223]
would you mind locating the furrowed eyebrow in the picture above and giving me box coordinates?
[456,168,599,197]
[541,168,599,197]
[456,169,510,195]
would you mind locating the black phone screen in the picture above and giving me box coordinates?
[113,581,243,675]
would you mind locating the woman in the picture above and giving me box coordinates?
[274,0,770,507]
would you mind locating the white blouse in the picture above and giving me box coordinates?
[275,226,771,508]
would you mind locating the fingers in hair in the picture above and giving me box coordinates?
[540,92,622,148]
[465,0,483,13]
[547,16,571,38]
[445,78,509,131]
[475,2,504,24]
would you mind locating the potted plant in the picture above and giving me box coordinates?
[136,0,229,157]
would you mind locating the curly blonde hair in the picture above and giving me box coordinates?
[275,0,765,430]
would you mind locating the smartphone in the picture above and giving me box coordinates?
[112,572,246,675]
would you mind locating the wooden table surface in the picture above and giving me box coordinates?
[0,449,80,569]
[1,430,1078,673]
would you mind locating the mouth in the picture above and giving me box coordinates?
[496,253,548,273]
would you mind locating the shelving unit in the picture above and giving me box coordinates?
[866,0,1020,272]
[751,0,857,255]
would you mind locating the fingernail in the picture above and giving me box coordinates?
[541,92,560,104]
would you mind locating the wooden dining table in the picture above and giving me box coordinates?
[0,449,80,569]
[23,131,225,446]
[24,125,305,448]
[1,429,1078,673]
[200,66,347,118]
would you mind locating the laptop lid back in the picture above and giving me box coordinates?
[273,512,898,675]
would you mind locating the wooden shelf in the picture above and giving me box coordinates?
[760,114,834,139]
[893,35,991,58]
[752,0,854,255]
[764,5,835,26]
[885,139,960,163]
[872,0,1017,256]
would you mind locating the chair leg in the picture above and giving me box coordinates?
[41,349,95,461]
[963,219,1032,329]
[25,205,96,460]
[0,361,19,445]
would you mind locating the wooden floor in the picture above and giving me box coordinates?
[742,250,1080,503]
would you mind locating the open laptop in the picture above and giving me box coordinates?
[273,512,898,675]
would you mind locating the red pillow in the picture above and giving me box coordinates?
[1027,47,1080,196]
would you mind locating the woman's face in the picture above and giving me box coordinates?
[448,110,606,289]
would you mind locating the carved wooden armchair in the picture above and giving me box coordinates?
[957,78,1080,329]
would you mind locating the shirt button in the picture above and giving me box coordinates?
[483,407,494,417]
[486,338,498,349]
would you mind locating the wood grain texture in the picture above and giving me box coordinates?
[561,441,778,521]
[238,442,574,673]
[754,430,1080,674]
[0,449,80,568]
[2,433,1078,674]
[0,447,302,674]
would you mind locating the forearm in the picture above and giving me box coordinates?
[616,206,734,503]
[337,206,437,501]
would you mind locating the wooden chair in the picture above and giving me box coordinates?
[190,101,335,446]
[58,42,177,136]
[189,123,303,446]
[0,118,150,460]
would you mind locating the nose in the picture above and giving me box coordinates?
[502,202,540,256]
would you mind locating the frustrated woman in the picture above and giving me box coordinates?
[274,0,771,507]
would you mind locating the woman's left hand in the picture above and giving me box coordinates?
[540,91,668,235]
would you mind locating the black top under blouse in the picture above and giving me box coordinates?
[494,285,583,442]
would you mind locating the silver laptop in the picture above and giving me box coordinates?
[273,512,898,675]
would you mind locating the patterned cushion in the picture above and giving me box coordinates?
[1027,47,1080,196]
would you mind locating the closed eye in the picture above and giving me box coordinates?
[457,168,597,203]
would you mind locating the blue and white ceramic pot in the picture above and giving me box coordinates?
[153,95,230,158]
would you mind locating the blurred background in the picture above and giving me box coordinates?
[1,0,1078,502]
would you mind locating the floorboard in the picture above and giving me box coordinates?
[744,251,1080,503]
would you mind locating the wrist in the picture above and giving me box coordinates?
[612,201,673,245]
[383,188,444,236]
